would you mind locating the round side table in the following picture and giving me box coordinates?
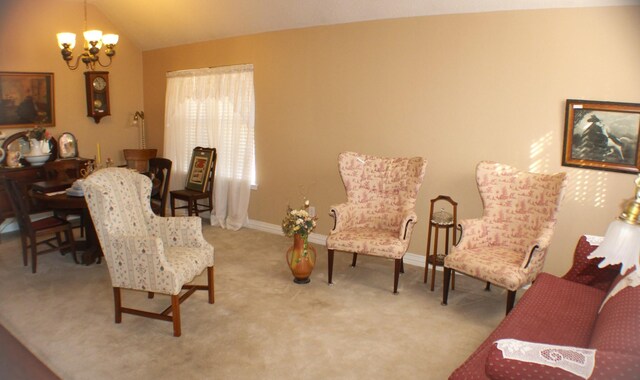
[423,195,458,291]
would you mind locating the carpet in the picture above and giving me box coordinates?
[0,226,509,379]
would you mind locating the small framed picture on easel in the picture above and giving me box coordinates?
[186,147,216,192]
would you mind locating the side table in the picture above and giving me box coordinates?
[423,195,458,291]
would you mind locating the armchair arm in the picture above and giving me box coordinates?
[454,218,489,250]
[398,210,418,240]
[148,216,211,249]
[329,203,358,233]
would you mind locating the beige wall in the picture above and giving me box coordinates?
[144,6,640,276]
[0,0,143,164]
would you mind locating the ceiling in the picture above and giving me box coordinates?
[79,0,636,51]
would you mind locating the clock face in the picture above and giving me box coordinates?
[93,77,107,91]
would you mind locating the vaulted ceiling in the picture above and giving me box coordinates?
[75,0,635,51]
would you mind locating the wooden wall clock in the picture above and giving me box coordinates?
[84,71,111,123]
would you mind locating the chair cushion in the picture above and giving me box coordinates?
[326,228,408,259]
[164,245,213,288]
[444,247,529,291]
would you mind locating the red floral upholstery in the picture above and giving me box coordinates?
[326,152,427,292]
[444,161,567,309]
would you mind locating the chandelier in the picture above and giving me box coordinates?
[56,0,119,71]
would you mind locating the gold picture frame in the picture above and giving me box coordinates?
[186,147,216,192]
[0,72,55,128]
[562,99,640,174]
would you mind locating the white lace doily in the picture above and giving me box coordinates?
[495,339,595,379]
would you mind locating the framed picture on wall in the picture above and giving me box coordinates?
[186,147,216,192]
[562,99,640,174]
[0,72,55,128]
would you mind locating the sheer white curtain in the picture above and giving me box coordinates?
[164,64,255,230]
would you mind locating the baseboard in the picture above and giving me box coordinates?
[246,219,427,268]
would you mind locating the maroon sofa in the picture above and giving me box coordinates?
[449,235,640,379]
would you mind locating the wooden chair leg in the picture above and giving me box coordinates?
[393,258,401,294]
[506,290,517,315]
[20,235,28,266]
[351,252,358,267]
[400,258,404,274]
[430,252,437,291]
[113,287,122,323]
[30,235,38,274]
[148,292,155,299]
[451,270,456,290]
[171,294,181,337]
[67,229,79,264]
[442,267,451,305]
[170,195,176,216]
[207,266,215,304]
[328,249,334,285]
[485,282,491,291]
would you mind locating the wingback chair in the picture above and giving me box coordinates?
[82,168,214,337]
[326,152,427,293]
[442,161,567,314]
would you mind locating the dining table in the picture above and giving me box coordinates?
[29,172,161,265]
[29,182,101,265]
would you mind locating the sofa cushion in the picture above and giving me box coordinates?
[449,273,606,379]
[485,342,640,380]
[589,271,640,355]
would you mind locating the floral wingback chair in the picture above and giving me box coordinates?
[326,152,427,293]
[442,161,567,314]
[82,168,214,337]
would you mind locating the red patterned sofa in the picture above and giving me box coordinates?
[449,235,640,379]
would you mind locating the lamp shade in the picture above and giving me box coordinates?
[102,34,119,45]
[83,30,103,43]
[588,219,640,275]
[57,32,76,49]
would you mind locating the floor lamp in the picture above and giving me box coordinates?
[133,111,146,149]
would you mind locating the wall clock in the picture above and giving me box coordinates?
[84,71,111,123]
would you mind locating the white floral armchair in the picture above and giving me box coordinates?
[442,161,567,314]
[326,152,427,293]
[82,168,214,337]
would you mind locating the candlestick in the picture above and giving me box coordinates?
[96,143,101,165]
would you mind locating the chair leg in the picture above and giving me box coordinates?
[430,253,437,291]
[451,270,456,290]
[351,252,358,267]
[148,292,155,299]
[170,195,176,216]
[506,290,517,315]
[400,258,404,274]
[442,267,451,305]
[190,200,196,216]
[485,282,491,291]
[171,294,181,337]
[207,266,215,304]
[328,249,334,285]
[30,235,38,274]
[393,258,401,294]
[67,229,78,264]
[113,287,122,323]
[20,235,28,266]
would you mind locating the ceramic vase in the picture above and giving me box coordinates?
[286,234,316,284]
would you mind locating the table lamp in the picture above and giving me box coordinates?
[588,174,640,275]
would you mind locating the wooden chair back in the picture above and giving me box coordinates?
[123,149,157,173]
[148,157,172,216]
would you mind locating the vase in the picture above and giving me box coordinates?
[286,234,316,284]
[29,139,50,156]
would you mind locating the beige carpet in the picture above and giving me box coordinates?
[0,226,511,379]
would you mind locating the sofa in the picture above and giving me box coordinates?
[449,235,640,379]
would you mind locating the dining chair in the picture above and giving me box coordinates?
[148,157,172,216]
[326,151,428,293]
[4,178,77,273]
[442,161,567,314]
[82,168,214,337]
[43,159,90,236]
[123,148,157,173]
[170,147,217,216]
